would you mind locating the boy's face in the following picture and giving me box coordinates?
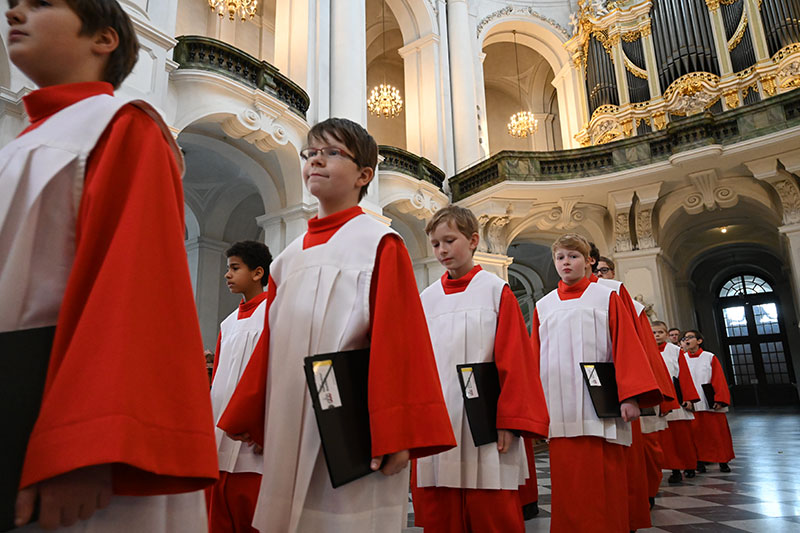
[553,247,587,285]
[669,329,681,344]
[681,332,702,353]
[6,0,101,87]
[652,325,669,345]
[224,256,262,294]
[302,135,372,210]
[597,260,615,279]
[429,220,478,279]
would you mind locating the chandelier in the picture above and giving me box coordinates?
[367,0,403,118]
[209,0,257,22]
[507,31,539,138]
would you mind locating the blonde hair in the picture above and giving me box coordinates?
[551,233,591,259]
[425,205,479,239]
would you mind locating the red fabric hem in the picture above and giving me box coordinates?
[370,403,457,459]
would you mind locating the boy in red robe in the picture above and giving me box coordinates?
[532,234,661,533]
[681,330,735,472]
[411,206,549,533]
[218,118,456,532]
[2,1,218,531]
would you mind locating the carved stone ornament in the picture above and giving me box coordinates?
[761,76,777,96]
[773,179,800,225]
[535,197,586,231]
[394,188,440,221]
[777,60,800,90]
[724,89,740,109]
[614,212,633,252]
[588,105,623,145]
[634,294,658,321]
[622,118,634,137]
[636,208,656,249]
[477,6,569,39]
[652,111,667,130]
[477,215,512,254]
[683,170,739,214]
[221,108,289,151]
[663,72,721,117]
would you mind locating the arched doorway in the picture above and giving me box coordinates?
[715,273,799,407]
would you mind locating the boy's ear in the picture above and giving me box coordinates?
[469,232,480,251]
[91,27,120,57]
[356,166,374,188]
[252,266,265,282]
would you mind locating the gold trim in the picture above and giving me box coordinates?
[741,83,758,98]
[705,0,720,11]
[728,14,748,52]
[640,21,652,38]
[653,112,667,131]
[622,30,641,42]
[724,90,740,109]
[762,76,777,96]
[624,55,649,79]
[773,43,800,63]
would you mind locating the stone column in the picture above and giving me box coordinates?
[608,189,635,253]
[412,256,446,292]
[330,0,367,124]
[610,33,630,106]
[552,56,589,149]
[474,251,514,281]
[185,236,228,349]
[447,0,482,171]
[640,22,662,98]
[705,0,734,76]
[533,113,555,150]
[256,203,317,257]
[743,0,771,62]
[780,224,800,322]
[613,248,670,323]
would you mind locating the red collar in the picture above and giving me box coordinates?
[238,290,269,319]
[441,264,482,294]
[686,348,704,358]
[303,206,363,248]
[588,273,599,282]
[657,342,667,353]
[22,82,114,132]
[557,276,590,300]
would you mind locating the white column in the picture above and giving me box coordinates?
[412,256,446,292]
[552,59,588,149]
[474,251,514,281]
[399,34,448,170]
[779,224,800,318]
[744,0,770,62]
[641,26,662,98]
[256,203,317,256]
[533,113,554,150]
[330,0,367,124]
[185,236,229,349]
[705,1,733,76]
[613,248,670,323]
[446,0,481,171]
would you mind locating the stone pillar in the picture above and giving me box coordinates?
[185,236,228,349]
[446,0,482,171]
[743,0,771,62]
[613,248,670,323]
[330,0,367,124]
[705,0,734,76]
[552,56,589,149]
[474,251,514,281]
[412,256,446,292]
[779,223,800,323]
[399,34,448,170]
[640,22,662,98]
[256,203,317,257]
[610,34,630,106]
[533,113,555,150]
[608,189,635,253]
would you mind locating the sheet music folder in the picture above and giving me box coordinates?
[673,376,684,405]
[303,349,373,489]
[456,362,500,447]
[579,362,622,418]
[702,383,715,407]
[1,326,54,532]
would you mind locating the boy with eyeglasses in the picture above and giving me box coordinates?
[217,118,455,533]
[681,330,735,473]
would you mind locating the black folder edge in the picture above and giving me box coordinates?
[673,376,684,405]
[303,350,374,489]
[455,362,500,447]
[702,383,716,408]
[579,362,622,418]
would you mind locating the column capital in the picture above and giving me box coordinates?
[184,236,229,253]
[474,251,514,281]
[397,33,440,58]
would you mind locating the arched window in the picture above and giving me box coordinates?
[718,274,773,298]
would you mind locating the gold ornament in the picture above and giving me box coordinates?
[208,0,257,22]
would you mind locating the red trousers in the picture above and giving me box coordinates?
[208,471,261,533]
[549,436,629,533]
[642,431,665,497]
[692,411,735,463]
[517,437,538,505]
[625,420,652,530]
[660,420,698,469]
[413,486,524,533]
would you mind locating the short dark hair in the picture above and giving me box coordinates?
[683,329,704,342]
[225,241,272,287]
[64,0,140,88]
[599,256,616,272]
[588,242,601,271]
[307,118,378,201]
[668,327,680,334]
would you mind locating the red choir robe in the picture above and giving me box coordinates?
[532,277,661,533]
[411,266,548,533]
[658,344,701,470]
[686,349,735,463]
[219,207,455,528]
[517,438,538,509]
[19,83,218,493]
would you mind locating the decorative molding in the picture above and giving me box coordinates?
[624,54,648,79]
[727,14,748,52]
[615,212,633,252]
[477,215,512,254]
[773,179,800,225]
[762,75,777,96]
[476,6,570,40]
[662,72,721,116]
[683,170,739,214]
[724,89,740,109]
[705,0,720,11]
[534,197,587,231]
[221,108,290,152]
[636,208,656,249]
[393,188,442,221]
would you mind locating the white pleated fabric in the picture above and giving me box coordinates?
[0,95,182,334]
[662,343,695,422]
[640,405,669,433]
[253,214,409,533]
[210,297,267,473]
[416,270,527,490]
[685,351,728,413]
[537,283,633,446]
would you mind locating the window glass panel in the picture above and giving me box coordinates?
[759,341,789,384]
[719,275,774,296]
[729,343,756,385]
[743,275,773,294]
[754,303,780,335]
[723,306,748,337]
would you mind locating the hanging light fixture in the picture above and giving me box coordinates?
[507,30,538,138]
[367,0,403,118]
[209,0,257,22]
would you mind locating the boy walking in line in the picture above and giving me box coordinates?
[413,206,549,533]
[532,234,661,532]
[208,242,272,533]
[681,330,735,473]
[218,118,456,533]
[2,1,218,531]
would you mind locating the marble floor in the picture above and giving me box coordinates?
[404,409,800,532]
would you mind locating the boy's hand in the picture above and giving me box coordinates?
[15,464,112,529]
[497,429,514,454]
[713,402,724,410]
[682,401,694,411]
[227,432,255,445]
[620,399,640,422]
[371,450,409,476]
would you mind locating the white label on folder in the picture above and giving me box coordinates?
[313,360,342,410]
[461,367,479,399]
[585,365,602,387]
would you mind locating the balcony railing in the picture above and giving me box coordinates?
[450,89,800,201]
[379,145,445,190]
[173,36,310,119]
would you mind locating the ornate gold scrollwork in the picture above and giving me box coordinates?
[724,90,740,109]
[728,14,748,52]
[705,0,720,11]
[622,119,634,137]
[663,72,721,116]
[761,76,777,96]
[624,56,648,79]
[653,112,667,130]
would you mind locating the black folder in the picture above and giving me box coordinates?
[702,383,715,407]
[456,362,500,447]
[303,349,373,488]
[1,326,54,532]
[579,362,622,418]
[672,377,684,405]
